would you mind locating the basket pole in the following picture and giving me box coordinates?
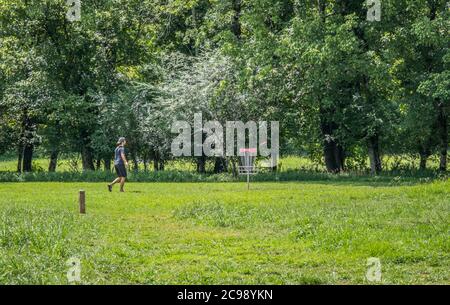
[79,190,86,214]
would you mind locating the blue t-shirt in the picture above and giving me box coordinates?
[114,146,125,165]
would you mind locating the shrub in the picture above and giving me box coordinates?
[0,169,446,183]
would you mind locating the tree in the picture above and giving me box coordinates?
[388,0,449,171]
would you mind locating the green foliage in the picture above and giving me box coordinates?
[0,167,446,183]
[0,0,449,173]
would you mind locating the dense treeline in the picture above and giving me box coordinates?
[0,0,448,174]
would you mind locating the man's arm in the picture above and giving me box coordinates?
[120,148,128,167]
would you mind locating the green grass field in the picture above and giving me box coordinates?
[0,180,448,284]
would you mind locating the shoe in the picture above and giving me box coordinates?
[108,184,112,192]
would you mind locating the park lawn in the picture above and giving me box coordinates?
[0,180,448,284]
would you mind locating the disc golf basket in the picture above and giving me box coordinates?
[238,148,258,190]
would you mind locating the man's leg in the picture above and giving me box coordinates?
[108,177,121,192]
[109,177,121,186]
[110,178,121,185]
[120,177,126,192]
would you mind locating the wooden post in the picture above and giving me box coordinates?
[79,190,86,214]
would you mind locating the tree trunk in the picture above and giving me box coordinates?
[418,137,433,171]
[104,158,111,171]
[334,145,345,172]
[17,146,23,173]
[151,159,165,171]
[19,109,34,172]
[232,0,242,39]
[231,157,238,177]
[438,102,448,171]
[131,151,139,172]
[143,156,148,172]
[317,0,326,22]
[419,154,428,171]
[197,156,206,174]
[214,157,227,173]
[323,140,341,173]
[96,159,102,171]
[368,135,382,175]
[48,150,59,172]
[22,143,33,172]
[191,7,199,56]
[81,144,95,171]
[323,141,338,172]
[321,121,343,173]
[153,151,160,171]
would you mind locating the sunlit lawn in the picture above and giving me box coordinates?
[0,179,448,284]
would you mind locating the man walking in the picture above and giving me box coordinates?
[108,137,128,192]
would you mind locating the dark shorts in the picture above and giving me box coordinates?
[115,164,127,178]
